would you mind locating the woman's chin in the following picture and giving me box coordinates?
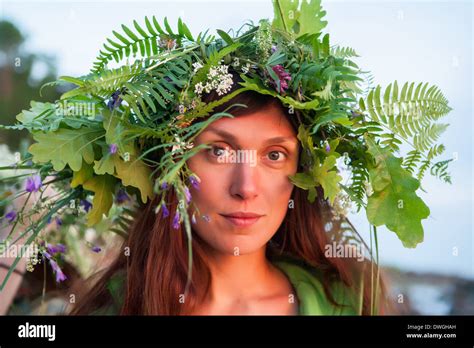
[209,235,270,256]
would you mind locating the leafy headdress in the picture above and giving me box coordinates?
[0,0,452,303]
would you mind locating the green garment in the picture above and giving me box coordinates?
[272,258,359,315]
[92,255,359,315]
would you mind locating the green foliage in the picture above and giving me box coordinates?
[272,0,327,38]
[359,81,453,183]
[288,125,342,204]
[347,160,370,212]
[364,136,430,248]
[92,16,194,73]
[28,127,103,171]
[59,56,192,123]
[330,45,360,59]
[430,159,452,184]
[82,174,117,226]
[239,75,321,110]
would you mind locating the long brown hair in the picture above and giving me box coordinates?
[69,73,388,316]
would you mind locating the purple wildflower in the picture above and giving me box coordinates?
[55,217,63,227]
[42,251,52,260]
[80,199,92,212]
[115,189,129,204]
[270,65,292,93]
[325,142,331,153]
[49,259,67,283]
[47,243,66,255]
[91,246,101,253]
[172,210,180,229]
[46,243,55,254]
[107,90,123,111]
[56,243,67,253]
[161,182,169,190]
[25,175,42,193]
[5,210,16,223]
[161,203,169,218]
[184,187,191,204]
[271,45,277,53]
[189,176,200,190]
[109,143,118,155]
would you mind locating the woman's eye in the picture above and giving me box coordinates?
[209,145,228,158]
[267,150,286,162]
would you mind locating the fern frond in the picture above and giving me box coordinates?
[413,123,449,152]
[359,80,452,182]
[61,57,191,123]
[402,150,422,174]
[331,45,360,59]
[361,81,451,135]
[61,63,142,99]
[91,16,194,74]
[109,206,141,238]
[430,159,453,184]
[349,160,370,212]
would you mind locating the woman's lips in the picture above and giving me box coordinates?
[220,214,263,227]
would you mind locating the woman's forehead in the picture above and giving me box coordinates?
[202,106,298,141]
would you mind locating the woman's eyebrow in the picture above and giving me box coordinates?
[203,127,298,146]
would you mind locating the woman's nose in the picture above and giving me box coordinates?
[229,162,259,200]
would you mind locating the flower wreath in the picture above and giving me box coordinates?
[0,0,453,295]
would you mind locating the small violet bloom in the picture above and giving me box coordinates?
[25,175,42,193]
[184,187,192,204]
[109,143,118,155]
[172,210,180,229]
[5,210,16,223]
[325,142,331,153]
[49,259,67,283]
[115,189,129,204]
[189,176,200,190]
[161,203,170,218]
[56,243,67,253]
[42,251,52,260]
[47,243,67,255]
[80,200,92,213]
[91,246,102,253]
[107,90,123,111]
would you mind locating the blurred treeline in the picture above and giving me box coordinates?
[0,20,60,152]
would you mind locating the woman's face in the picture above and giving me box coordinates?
[186,103,299,255]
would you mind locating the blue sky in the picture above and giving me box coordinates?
[1,0,472,278]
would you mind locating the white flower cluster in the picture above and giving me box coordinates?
[26,242,41,273]
[194,62,234,97]
[192,62,203,73]
[232,57,251,74]
[171,135,194,154]
[331,191,353,220]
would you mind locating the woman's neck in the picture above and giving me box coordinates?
[192,245,298,315]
